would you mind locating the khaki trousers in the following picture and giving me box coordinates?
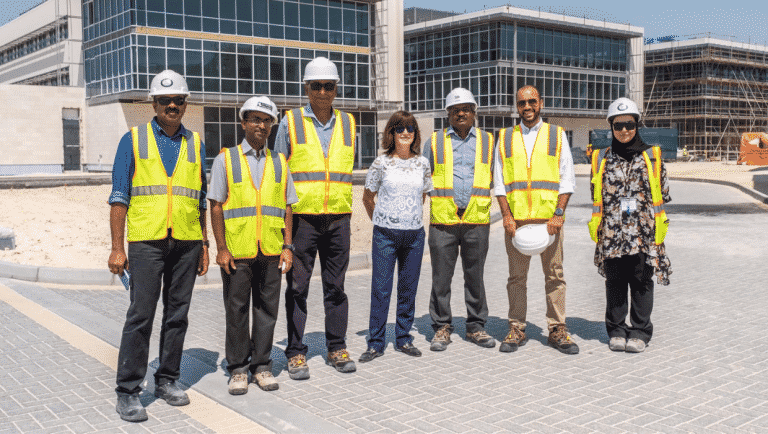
[504,227,567,332]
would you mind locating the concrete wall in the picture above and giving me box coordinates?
[82,102,205,172]
[0,84,84,174]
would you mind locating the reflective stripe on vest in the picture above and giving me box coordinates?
[126,122,202,242]
[222,145,288,257]
[285,107,355,214]
[429,128,494,225]
[588,146,668,245]
[499,123,561,220]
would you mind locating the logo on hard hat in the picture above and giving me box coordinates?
[257,101,272,109]
[617,103,628,111]
[161,78,174,87]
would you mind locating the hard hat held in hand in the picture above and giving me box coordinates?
[239,96,278,121]
[512,224,555,256]
[149,70,190,97]
[445,88,477,110]
[303,57,340,82]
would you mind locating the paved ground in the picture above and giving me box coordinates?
[2,177,768,433]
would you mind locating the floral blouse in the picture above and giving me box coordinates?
[365,154,433,230]
[592,149,672,285]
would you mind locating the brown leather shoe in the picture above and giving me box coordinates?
[327,349,357,373]
[499,325,528,353]
[287,354,310,380]
[548,325,579,355]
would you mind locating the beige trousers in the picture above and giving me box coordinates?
[504,227,567,332]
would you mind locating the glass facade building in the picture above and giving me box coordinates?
[81,0,378,167]
[403,7,641,137]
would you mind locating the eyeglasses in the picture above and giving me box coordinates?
[517,98,539,107]
[448,106,474,115]
[155,96,186,106]
[309,82,337,92]
[393,125,415,134]
[612,122,637,131]
[244,116,273,126]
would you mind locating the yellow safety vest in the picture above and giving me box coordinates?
[430,128,494,225]
[126,122,202,242]
[589,146,669,245]
[285,107,355,214]
[222,145,288,258]
[498,123,562,220]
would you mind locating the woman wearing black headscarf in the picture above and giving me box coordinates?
[588,97,672,353]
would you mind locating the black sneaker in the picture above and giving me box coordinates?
[154,381,190,406]
[116,392,147,422]
[395,343,422,357]
[358,348,383,363]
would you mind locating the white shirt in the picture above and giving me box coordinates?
[365,154,433,230]
[492,119,575,196]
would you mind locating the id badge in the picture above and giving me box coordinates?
[620,197,637,217]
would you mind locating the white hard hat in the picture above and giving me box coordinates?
[303,57,340,82]
[445,88,477,110]
[149,69,190,97]
[607,97,641,122]
[512,224,555,256]
[239,96,278,121]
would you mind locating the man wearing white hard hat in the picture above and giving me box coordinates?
[423,88,496,352]
[273,57,357,378]
[493,85,578,355]
[108,69,209,422]
[208,96,298,393]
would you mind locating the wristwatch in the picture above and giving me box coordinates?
[282,244,295,252]
[554,208,565,217]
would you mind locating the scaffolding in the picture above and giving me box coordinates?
[643,40,768,161]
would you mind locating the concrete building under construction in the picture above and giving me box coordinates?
[644,38,768,161]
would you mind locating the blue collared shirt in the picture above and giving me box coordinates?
[109,117,208,209]
[423,126,478,209]
[273,104,337,159]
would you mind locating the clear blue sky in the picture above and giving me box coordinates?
[2,0,766,46]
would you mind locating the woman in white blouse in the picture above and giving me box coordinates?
[359,111,432,363]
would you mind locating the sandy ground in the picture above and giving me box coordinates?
[0,185,432,269]
[0,161,760,269]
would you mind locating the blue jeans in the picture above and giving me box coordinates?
[367,225,425,352]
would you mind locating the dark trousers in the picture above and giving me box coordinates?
[604,253,654,343]
[116,238,201,395]
[222,253,281,375]
[285,214,350,358]
[367,226,425,352]
[428,223,490,334]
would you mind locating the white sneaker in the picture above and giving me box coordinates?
[253,371,279,391]
[608,337,627,352]
[625,338,646,353]
[228,373,248,395]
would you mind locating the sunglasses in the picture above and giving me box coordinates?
[309,82,337,92]
[612,122,637,131]
[155,96,186,106]
[517,98,539,107]
[393,125,415,134]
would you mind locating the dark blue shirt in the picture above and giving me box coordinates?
[109,117,208,209]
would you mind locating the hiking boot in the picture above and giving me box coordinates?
[327,349,357,373]
[287,354,310,380]
[625,338,646,353]
[359,348,383,363]
[228,373,248,395]
[466,330,496,348]
[608,337,627,352]
[154,381,190,406]
[548,325,579,355]
[430,325,452,352]
[499,325,528,353]
[252,371,279,391]
[115,392,147,423]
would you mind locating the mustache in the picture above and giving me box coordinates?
[165,107,180,114]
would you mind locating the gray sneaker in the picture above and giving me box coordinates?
[608,337,627,352]
[430,325,452,351]
[228,373,248,395]
[116,392,147,422]
[466,330,496,348]
[625,338,646,353]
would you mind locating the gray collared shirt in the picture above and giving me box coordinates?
[208,139,298,205]
[273,103,337,159]
[423,126,480,209]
